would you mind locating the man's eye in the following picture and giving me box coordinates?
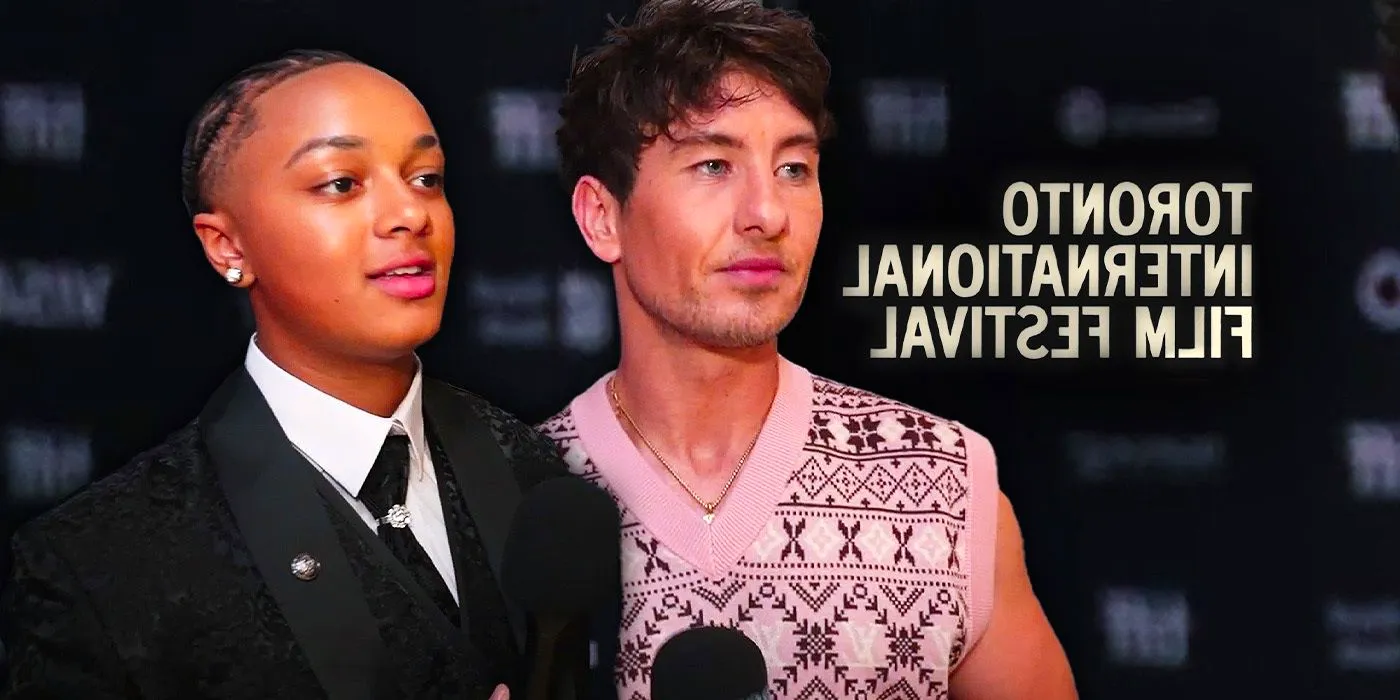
[780,163,811,179]
[696,160,729,176]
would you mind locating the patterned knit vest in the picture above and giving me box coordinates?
[538,358,999,700]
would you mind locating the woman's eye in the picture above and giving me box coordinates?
[319,177,357,195]
[416,173,444,188]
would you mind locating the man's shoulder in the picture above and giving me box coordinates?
[535,405,575,444]
[808,372,960,423]
[807,373,993,464]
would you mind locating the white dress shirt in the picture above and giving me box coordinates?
[244,337,458,602]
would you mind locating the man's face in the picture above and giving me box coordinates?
[214,62,454,362]
[613,71,823,349]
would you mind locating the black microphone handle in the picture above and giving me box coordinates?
[554,620,589,700]
[523,616,591,700]
[523,616,565,700]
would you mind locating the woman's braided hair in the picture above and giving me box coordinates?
[180,49,361,215]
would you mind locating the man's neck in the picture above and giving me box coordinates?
[612,341,781,479]
[254,331,416,418]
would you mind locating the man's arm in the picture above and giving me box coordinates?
[948,492,1077,700]
[1,528,135,698]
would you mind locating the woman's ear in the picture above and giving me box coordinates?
[193,212,252,286]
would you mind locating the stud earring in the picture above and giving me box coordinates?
[224,267,244,285]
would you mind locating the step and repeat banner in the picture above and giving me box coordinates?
[1,1,1396,697]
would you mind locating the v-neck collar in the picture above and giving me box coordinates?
[568,358,812,579]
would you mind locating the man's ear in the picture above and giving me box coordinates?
[570,175,624,264]
[192,212,252,286]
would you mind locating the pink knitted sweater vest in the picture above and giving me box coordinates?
[537,358,999,700]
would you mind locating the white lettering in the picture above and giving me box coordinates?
[0,260,115,330]
[1,83,85,162]
[469,272,551,347]
[488,90,561,172]
[1100,588,1190,668]
[862,79,948,156]
[1340,72,1398,151]
[1326,599,1400,672]
[1067,432,1225,483]
[5,426,93,503]
[557,270,613,354]
[1346,422,1400,500]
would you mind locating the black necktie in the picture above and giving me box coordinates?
[358,433,460,624]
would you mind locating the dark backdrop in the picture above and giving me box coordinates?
[2,1,1397,698]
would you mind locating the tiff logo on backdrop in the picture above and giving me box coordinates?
[1066,431,1225,483]
[469,271,552,348]
[1340,72,1397,151]
[556,270,613,354]
[1,83,85,163]
[862,79,948,156]
[1099,587,1191,668]
[467,270,615,354]
[0,259,115,330]
[1057,86,1219,148]
[5,425,93,504]
[1345,422,1400,500]
[1326,598,1400,672]
[488,90,561,172]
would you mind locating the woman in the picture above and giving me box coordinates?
[0,50,555,700]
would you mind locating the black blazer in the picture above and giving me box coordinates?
[0,369,573,699]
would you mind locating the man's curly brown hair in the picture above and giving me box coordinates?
[556,0,835,205]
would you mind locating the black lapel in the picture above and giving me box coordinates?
[200,369,388,700]
[420,380,526,649]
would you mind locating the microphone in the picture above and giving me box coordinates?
[651,626,770,700]
[500,477,622,700]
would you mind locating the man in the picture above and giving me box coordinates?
[538,1,1078,698]
[0,50,561,699]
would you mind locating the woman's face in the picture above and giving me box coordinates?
[196,62,454,364]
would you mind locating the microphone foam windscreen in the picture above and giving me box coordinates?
[500,476,622,617]
[651,626,768,700]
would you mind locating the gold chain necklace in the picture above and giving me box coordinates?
[608,377,761,524]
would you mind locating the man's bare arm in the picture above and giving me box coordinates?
[949,492,1077,700]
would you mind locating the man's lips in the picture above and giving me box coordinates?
[720,257,786,285]
[721,257,786,273]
